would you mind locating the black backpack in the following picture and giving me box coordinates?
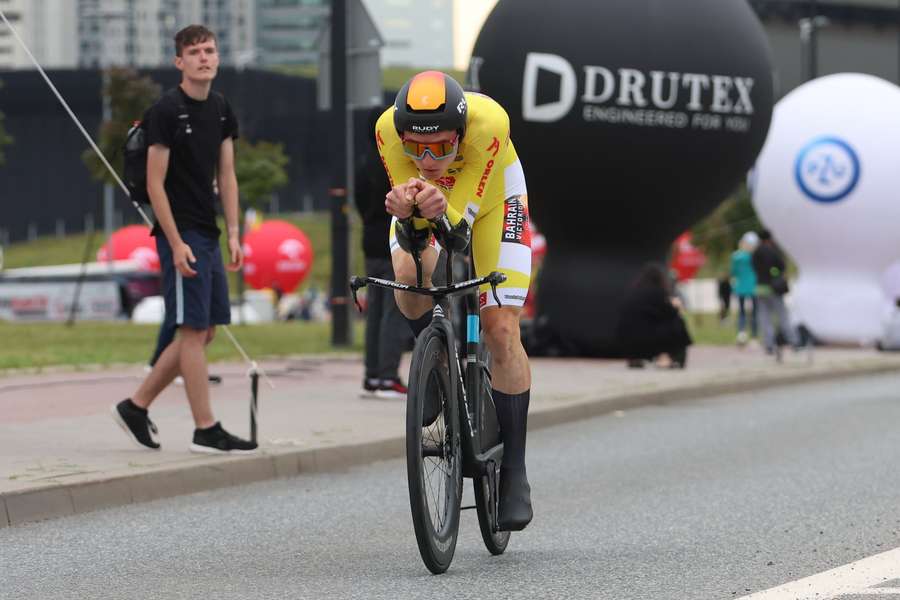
[122,88,225,204]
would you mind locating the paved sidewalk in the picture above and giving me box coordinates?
[2,345,899,527]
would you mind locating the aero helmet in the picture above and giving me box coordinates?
[393,71,467,139]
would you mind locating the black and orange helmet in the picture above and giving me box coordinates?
[393,71,468,139]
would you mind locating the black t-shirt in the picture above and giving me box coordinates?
[145,86,239,238]
[751,242,785,286]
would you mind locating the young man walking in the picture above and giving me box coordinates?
[112,25,256,454]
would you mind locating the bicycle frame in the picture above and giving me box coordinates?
[349,247,506,481]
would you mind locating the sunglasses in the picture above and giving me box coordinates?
[401,134,459,160]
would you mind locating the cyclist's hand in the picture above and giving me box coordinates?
[173,241,198,277]
[410,180,447,220]
[385,182,415,219]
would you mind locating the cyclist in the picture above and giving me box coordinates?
[377,71,533,531]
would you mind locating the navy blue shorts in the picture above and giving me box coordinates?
[156,230,231,330]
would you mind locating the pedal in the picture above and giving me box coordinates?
[461,505,476,510]
[487,460,501,533]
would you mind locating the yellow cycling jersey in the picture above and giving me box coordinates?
[375,92,527,228]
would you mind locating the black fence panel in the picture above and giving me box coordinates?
[0,67,391,243]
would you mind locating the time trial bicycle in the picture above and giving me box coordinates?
[350,217,512,574]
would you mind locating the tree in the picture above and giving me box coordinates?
[690,183,763,272]
[234,138,290,212]
[0,80,13,166]
[82,67,160,185]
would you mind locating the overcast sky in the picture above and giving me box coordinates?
[453,0,499,69]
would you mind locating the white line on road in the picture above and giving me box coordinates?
[739,547,900,599]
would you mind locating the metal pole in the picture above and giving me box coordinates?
[809,0,819,80]
[249,369,259,444]
[329,0,350,346]
[102,70,115,273]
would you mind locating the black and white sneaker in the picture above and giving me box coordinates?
[359,377,380,399]
[111,399,161,450]
[190,422,258,454]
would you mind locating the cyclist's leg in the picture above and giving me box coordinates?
[472,195,533,530]
[389,217,439,337]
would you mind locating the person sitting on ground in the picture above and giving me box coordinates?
[615,262,693,369]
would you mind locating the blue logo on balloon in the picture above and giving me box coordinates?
[794,137,860,204]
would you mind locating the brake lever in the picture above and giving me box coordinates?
[488,272,507,308]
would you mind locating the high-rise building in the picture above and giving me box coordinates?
[255,0,329,67]
[0,0,256,70]
[363,0,454,68]
[253,0,454,69]
[0,0,78,70]
[77,0,255,68]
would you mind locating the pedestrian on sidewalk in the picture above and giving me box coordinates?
[355,107,413,399]
[731,230,758,345]
[752,229,798,354]
[112,25,256,454]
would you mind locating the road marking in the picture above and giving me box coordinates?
[739,547,900,599]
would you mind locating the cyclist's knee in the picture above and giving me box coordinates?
[393,253,421,285]
[206,326,216,345]
[482,308,522,361]
[394,289,431,319]
[392,248,437,286]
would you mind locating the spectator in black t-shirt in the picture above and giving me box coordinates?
[112,25,256,454]
[354,107,413,399]
[752,229,798,354]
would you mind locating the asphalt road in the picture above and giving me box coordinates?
[4,373,900,600]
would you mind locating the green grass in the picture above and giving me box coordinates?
[2,211,365,296]
[1,211,367,371]
[0,310,733,372]
[686,312,742,346]
[3,232,107,270]
[0,320,364,371]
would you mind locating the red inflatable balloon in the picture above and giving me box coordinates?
[670,232,706,282]
[242,220,313,293]
[529,219,546,262]
[96,224,159,272]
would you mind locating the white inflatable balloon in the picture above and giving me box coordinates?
[752,73,900,345]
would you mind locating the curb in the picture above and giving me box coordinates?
[2,361,897,528]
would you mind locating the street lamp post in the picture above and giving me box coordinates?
[329,0,350,347]
[234,47,259,325]
[799,13,829,82]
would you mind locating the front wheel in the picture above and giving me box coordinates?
[406,327,462,574]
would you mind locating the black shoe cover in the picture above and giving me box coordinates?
[498,466,533,531]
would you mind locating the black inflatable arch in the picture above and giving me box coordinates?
[470,0,775,356]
